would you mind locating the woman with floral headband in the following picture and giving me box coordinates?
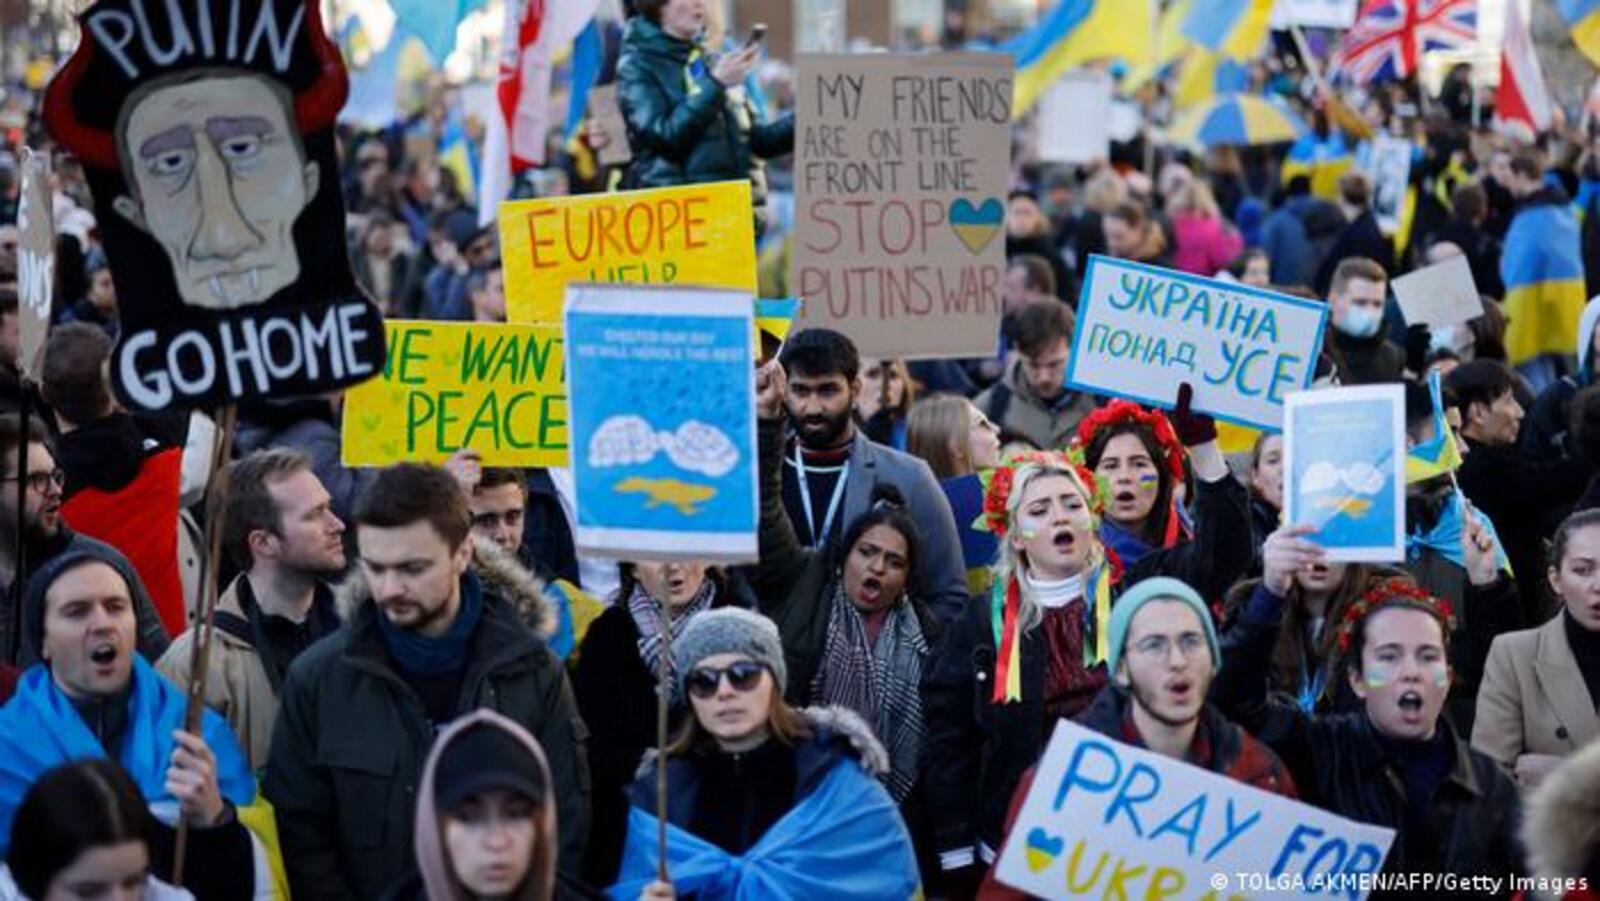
[1072,388,1254,601]
[921,447,1129,892]
[1213,526,1523,883]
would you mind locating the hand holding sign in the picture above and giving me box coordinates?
[1261,524,1328,597]
[756,360,787,421]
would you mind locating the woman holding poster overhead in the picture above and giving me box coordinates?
[921,448,1126,885]
[1072,391,1254,601]
[616,0,795,236]
[1214,529,1524,882]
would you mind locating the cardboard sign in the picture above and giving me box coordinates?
[1066,256,1330,430]
[500,181,758,325]
[41,0,386,412]
[565,285,757,563]
[341,320,567,467]
[1037,70,1112,164]
[1271,0,1360,29]
[994,720,1395,900]
[1363,135,1412,236]
[15,148,53,383]
[1285,385,1407,562]
[791,53,1011,359]
[587,85,633,168]
[1390,254,1481,327]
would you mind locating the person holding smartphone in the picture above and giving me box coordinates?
[616,1,794,236]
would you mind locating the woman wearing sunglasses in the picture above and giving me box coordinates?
[612,608,920,900]
[571,562,752,886]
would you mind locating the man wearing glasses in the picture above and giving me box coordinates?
[0,413,167,669]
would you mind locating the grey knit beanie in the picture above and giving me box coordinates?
[673,607,787,697]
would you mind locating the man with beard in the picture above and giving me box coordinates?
[157,449,347,768]
[264,463,588,899]
[1215,526,1524,883]
[980,577,1296,899]
[777,329,967,623]
[0,414,166,667]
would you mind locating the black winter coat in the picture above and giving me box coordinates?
[263,576,591,901]
[1214,613,1524,887]
[615,18,794,229]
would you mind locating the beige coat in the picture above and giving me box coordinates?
[1472,614,1600,779]
[156,576,281,769]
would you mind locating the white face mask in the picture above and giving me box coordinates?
[1429,324,1475,358]
[1336,306,1382,339]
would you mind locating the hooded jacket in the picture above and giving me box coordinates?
[262,542,589,901]
[401,710,558,901]
[11,527,168,668]
[55,412,188,636]
[614,17,794,229]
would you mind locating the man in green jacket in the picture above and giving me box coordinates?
[263,463,590,899]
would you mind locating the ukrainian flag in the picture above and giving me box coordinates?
[1124,0,1195,92]
[1501,201,1588,365]
[1281,131,1353,201]
[1559,0,1600,68]
[1181,0,1274,60]
[1406,370,1464,484]
[1004,0,1153,117]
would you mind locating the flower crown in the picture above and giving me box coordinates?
[1334,577,1457,653]
[1072,400,1187,485]
[975,450,1101,539]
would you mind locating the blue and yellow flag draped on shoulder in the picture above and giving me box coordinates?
[1501,199,1588,365]
[1004,0,1153,117]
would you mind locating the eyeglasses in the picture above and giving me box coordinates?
[686,661,766,699]
[2,469,64,492]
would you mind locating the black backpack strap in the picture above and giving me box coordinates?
[983,383,1012,428]
[210,610,253,646]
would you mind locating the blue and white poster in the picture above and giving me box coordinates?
[1284,385,1406,562]
[565,285,758,563]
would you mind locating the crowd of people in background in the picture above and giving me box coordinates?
[7,0,1600,898]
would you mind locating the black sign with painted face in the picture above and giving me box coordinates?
[43,0,385,411]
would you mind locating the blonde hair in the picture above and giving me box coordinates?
[1168,180,1222,220]
[907,394,974,479]
[1083,169,1127,214]
[993,462,1106,633]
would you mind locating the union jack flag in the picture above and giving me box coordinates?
[1334,0,1477,84]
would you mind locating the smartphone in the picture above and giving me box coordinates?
[744,23,767,48]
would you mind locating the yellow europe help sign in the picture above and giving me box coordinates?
[500,181,758,324]
[342,320,567,467]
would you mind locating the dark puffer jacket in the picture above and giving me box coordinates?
[614,16,794,231]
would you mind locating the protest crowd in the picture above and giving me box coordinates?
[14,0,1600,898]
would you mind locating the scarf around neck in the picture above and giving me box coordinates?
[810,581,927,803]
[378,571,485,676]
[629,577,717,681]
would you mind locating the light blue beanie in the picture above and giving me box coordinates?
[1106,577,1220,676]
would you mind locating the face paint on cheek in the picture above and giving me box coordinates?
[1363,659,1398,689]
[1425,661,1449,688]
[1137,473,1159,493]
[1020,529,1037,539]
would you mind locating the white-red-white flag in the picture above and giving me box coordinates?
[479,0,600,225]
[1497,0,1553,140]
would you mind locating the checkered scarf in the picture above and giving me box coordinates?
[810,581,928,803]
